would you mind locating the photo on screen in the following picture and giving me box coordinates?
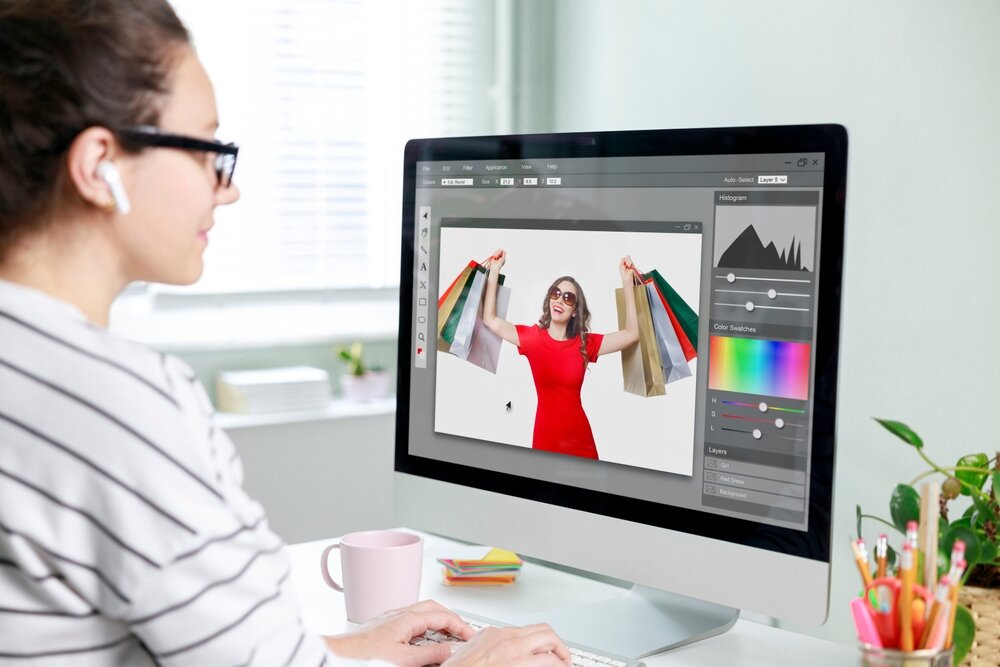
[434,220,703,476]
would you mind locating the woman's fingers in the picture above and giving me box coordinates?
[428,610,476,640]
[443,623,572,667]
[399,642,454,667]
[406,609,476,640]
[513,625,572,665]
[522,653,572,667]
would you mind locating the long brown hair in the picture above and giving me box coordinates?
[0,0,189,258]
[538,276,592,368]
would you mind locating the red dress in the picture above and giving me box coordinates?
[515,325,604,460]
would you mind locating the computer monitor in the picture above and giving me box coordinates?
[393,124,847,660]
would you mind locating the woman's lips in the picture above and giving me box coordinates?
[552,305,564,314]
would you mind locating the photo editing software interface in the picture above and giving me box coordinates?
[408,152,825,531]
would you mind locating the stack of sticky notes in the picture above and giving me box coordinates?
[438,547,523,586]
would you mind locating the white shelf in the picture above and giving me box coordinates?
[216,397,396,430]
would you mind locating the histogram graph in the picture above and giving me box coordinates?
[713,205,817,272]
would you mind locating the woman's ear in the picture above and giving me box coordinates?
[65,127,122,210]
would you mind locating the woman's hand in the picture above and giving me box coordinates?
[444,623,572,667]
[619,255,636,284]
[324,600,474,667]
[482,247,519,346]
[486,248,506,273]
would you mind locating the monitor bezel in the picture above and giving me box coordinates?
[395,124,847,564]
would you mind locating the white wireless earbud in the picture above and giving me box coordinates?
[97,160,132,215]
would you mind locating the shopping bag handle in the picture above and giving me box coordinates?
[627,260,645,285]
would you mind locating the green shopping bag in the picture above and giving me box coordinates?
[438,262,505,347]
[643,269,698,351]
[437,262,477,339]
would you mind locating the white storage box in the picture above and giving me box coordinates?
[216,366,332,414]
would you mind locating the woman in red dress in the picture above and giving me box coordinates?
[483,249,640,460]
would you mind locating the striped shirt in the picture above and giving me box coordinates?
[0,280,385,666]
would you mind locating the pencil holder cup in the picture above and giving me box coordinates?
[859,644,953,667]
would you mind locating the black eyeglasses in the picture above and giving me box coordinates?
[117,125,239,188]
[549,287,577,307]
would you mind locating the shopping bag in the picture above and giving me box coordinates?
[465,282,511,373]
[438,261,474,308]
[616,283,665,397]
[438,259,509,368]
[660,294,697,362]
[645,281,692,383]
[438,262,479,341]
[448,267,488,359]
[644,269,698,351]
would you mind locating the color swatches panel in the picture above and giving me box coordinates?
[708,336,810,400]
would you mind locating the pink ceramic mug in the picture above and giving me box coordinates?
[320,530,423,623]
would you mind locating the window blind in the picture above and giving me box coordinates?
[166,0,497,293]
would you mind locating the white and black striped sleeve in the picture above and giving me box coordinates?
[0,280,390,666]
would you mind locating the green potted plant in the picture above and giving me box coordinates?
[335,342,391,402]
[856,418,1000,664]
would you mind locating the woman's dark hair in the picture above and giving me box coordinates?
[538,275,592,368]
[0,0,189,256]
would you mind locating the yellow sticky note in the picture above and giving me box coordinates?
[482,548,522,565]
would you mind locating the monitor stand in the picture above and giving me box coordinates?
[511,583,738,664]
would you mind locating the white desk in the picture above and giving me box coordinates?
[288,531,856,666]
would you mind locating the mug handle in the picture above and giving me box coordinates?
[320,543,344,592]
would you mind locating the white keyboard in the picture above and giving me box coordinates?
[409,612,632,667]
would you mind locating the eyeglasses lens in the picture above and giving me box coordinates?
[215,153,237,188]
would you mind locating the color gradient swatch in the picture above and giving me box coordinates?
[709,336,810,400]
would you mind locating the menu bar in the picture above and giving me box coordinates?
[417,153,824,177]
[418,172,824,188]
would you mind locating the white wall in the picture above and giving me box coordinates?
[548,0,1000,644]
[224,410,396,545]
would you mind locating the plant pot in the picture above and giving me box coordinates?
[958,585,1000,666]
[340,370,392,403]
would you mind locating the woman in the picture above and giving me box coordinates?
[483,250,640,460]
[0,2,569,665]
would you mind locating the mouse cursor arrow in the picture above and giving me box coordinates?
[505,401,512,413]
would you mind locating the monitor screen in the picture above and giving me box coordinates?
[394,125,847,628]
